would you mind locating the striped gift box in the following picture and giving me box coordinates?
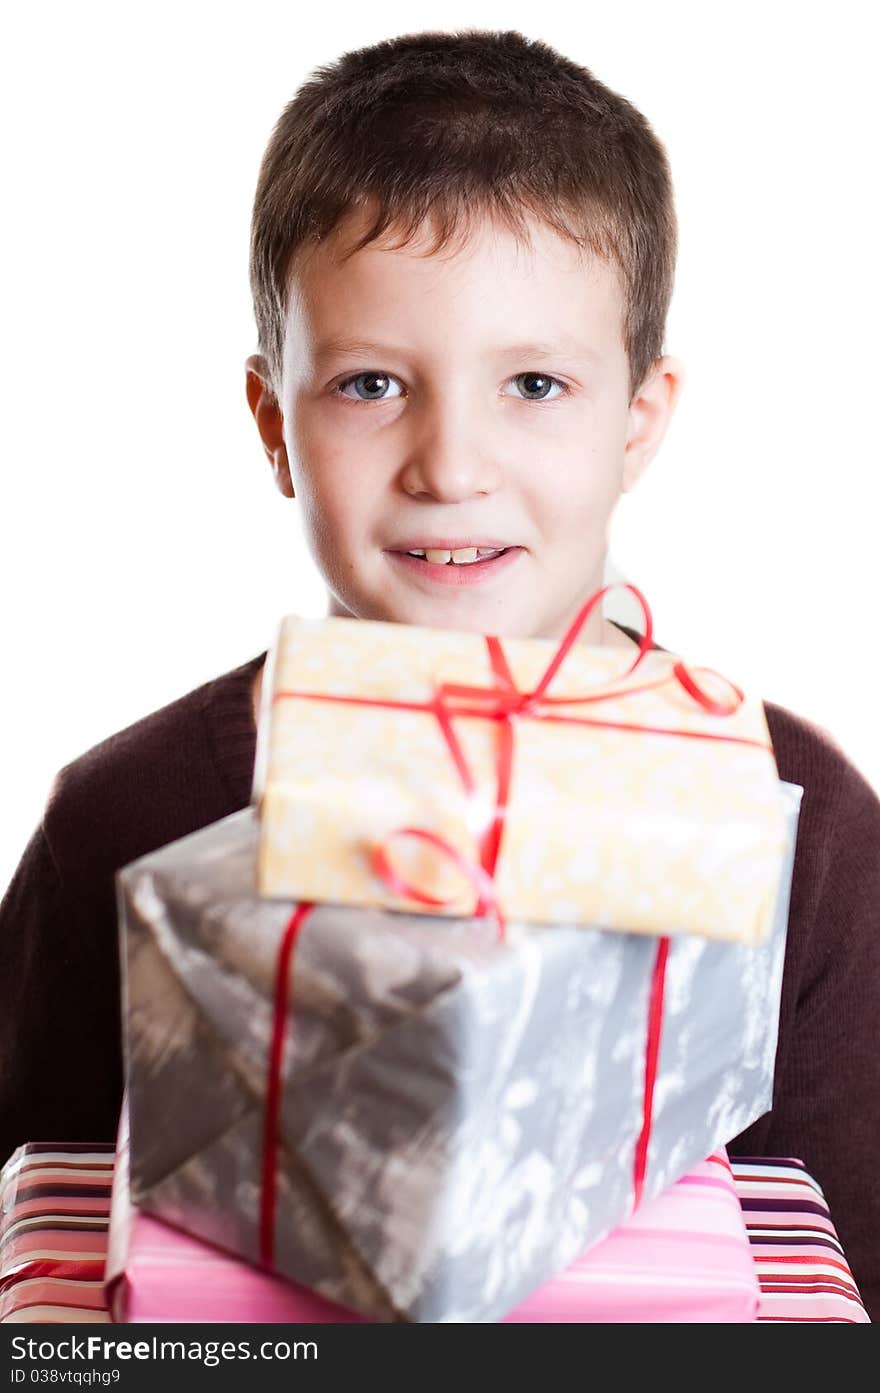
[0,1144,115,1324]
[732,1158,869,1323]
[0,1145,869,1323]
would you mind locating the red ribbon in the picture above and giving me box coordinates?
[260,585,757,1263]
[259,900,314,1268]
[633,935,671,1211]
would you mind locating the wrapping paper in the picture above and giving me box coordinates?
[106,1118,759,1324]
[256,613,788,943]
[118,781,801,1323]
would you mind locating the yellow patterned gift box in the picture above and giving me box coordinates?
[254,586,788,944]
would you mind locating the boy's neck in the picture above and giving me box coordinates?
[249,615,642,731]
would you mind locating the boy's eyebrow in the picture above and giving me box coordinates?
[500,339,603,364]
[313,334,603,363]
[313,335,401,361]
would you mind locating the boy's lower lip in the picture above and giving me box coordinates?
[384,547,524,586]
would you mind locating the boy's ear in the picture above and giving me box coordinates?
[245,354,295,499]
[622,355,685,494]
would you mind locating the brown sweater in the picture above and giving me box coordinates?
[1,637,879,1317]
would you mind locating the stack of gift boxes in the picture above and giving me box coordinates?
[109,586,805,1323]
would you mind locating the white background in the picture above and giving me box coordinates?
[2,2,878,894]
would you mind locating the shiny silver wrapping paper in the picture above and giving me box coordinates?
[118,781,801,1323]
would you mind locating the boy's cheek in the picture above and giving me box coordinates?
[299,493,370,568]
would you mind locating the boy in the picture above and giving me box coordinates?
[2,29,878,1318]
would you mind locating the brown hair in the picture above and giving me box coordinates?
[249,29,677,403]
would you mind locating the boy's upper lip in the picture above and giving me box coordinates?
[386,537,519,551]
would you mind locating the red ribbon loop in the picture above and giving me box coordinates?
[370,827,506,941]
[671,661,744,716]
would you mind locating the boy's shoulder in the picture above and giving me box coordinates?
[763,698,879,833]
[41,652,267,894]
[762,700,879,959]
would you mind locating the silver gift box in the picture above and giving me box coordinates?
[119,781,802,1323]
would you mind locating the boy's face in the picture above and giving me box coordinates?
[247,209,682,643]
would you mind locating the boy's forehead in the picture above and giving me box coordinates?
[286,207,625,359]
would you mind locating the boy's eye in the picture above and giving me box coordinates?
[336,370,569,402]
[337,372,403,402]
[503,373,567,402]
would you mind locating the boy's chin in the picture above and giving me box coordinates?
[328,574,551,640]
[376,599,538,640]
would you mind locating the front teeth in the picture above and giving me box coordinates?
[406,547,500,565]
[435,547,476,565]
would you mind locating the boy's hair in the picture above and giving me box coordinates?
[250,29,677,404]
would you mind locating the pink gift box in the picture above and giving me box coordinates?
[106,1120,759,1323]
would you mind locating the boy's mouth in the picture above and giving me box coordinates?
[385,540,524,587]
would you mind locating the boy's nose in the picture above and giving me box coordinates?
[398,408,503,502]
